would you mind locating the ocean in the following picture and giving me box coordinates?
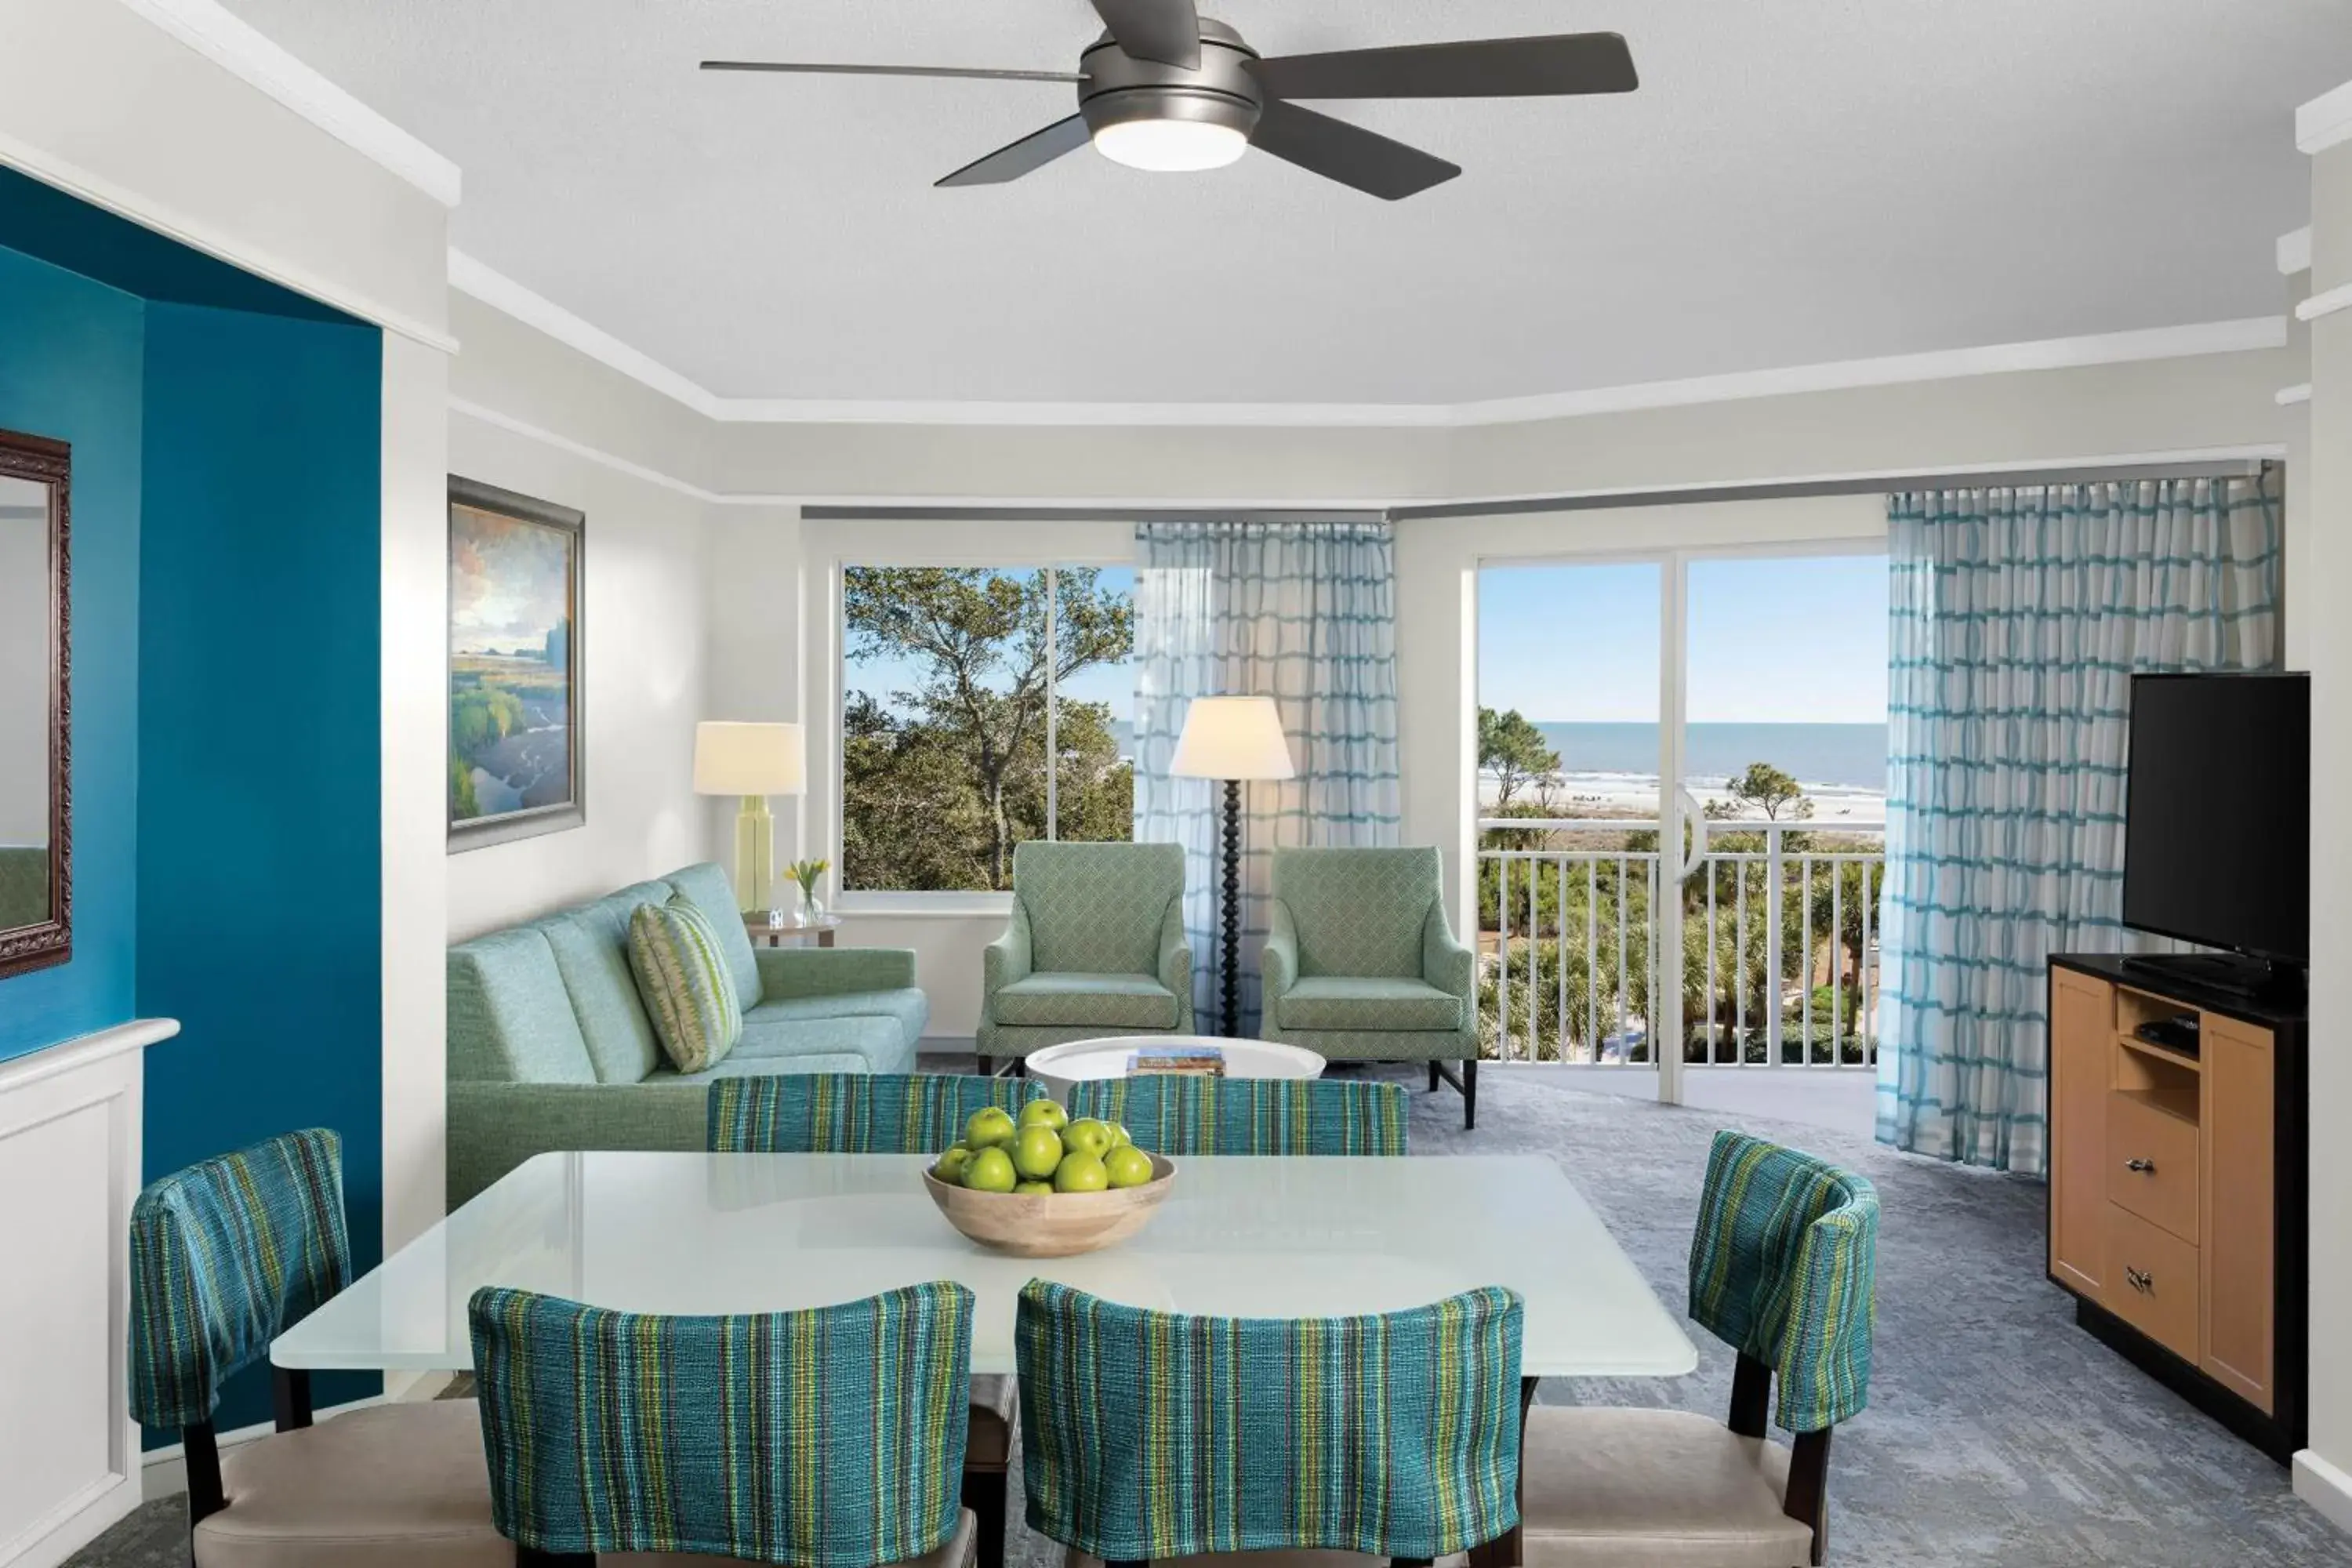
[1536,722,1887,792]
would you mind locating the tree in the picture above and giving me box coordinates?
[1712,761,1815,822]
[841,568,1133,891]
[1478,706,1562,809]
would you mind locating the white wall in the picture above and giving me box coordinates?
[2297,129,2352,1534]
[1394,496,1889,930]
[0,506,49,845]
[444,412,710,940]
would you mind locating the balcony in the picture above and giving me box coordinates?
[1476,815,1884,1135]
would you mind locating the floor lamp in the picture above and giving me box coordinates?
[1171,696,1298,1037]
[694,721,806,918]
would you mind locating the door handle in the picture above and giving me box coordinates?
[2125,1267,2153,1294]
[2124,1158,2156,1174]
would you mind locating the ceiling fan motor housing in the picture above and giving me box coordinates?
[1079,18,1264,142]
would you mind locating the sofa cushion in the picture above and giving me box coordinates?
[993,972,1181,1030]
[535,882,671,1084]
[448,928,597,1084]
[663,862,761,1015]
[1272,847,1441,980]
[738,1012,916,1075]
[628,895,745,1074]
[1276,976,1463,1033]
[746,988,929,1046]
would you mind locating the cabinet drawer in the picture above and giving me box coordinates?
[2105,1091,2199,1243]
[2103,1203,2200,1363]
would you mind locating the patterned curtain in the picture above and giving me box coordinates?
[1875,473,2281,1175]
[1133,521,1403,1031]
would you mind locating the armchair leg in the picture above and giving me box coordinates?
[1428,1062,1440,1092]
[1465,1058,1477,1130]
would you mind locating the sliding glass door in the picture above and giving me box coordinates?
[1475,546,1888,1102]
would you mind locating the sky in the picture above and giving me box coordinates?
[1477,554,1889,724]
[844,566,1135,724]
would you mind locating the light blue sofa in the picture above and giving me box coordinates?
[446,862,926,1202]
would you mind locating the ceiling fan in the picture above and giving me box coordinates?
[702,0,1638,201]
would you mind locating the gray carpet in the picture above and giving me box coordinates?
[69,1065,2347,1567]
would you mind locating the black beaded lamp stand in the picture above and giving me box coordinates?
[1217,778,1243,1037]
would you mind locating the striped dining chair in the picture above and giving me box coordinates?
[129,1128,506,1564]
[707,1073,1040,1568]
[1519,1131,1880,1567]
[1068,1075,1408,1156]
[1016,1279,1523,1568]
[470,1281,978,1568]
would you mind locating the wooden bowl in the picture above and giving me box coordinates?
[921,1153,1178,1258]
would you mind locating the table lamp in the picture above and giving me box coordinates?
[1170,695,1297,1036]
[694,721,806,916]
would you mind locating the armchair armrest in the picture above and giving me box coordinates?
[983,900,1034,1000]
[756,945,916,1000]
[1261,899,1300,1000]
[1422,900,1475,1007]
[1156,898,1193,998]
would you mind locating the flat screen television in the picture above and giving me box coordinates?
[2121,672,2309,978]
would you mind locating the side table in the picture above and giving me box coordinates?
[744,913,843,949]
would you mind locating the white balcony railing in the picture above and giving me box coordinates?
[1476,817,1884,1069]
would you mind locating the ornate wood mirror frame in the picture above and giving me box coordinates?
[0,427,70,980]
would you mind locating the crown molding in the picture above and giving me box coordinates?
[449,398,720,502]
[2277,383,2313,406]
[2296,281,2352,323]
[2279,227,2313,276]
[0,126,458,351]
[115,0,460,206]
[451,249,2285,431]
[2299,79,2352,156]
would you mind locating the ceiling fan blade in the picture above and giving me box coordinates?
[1091,0,1201,69]
[702,60,1084,85]
[937,114,1094,187]
[1249,99,1458,201]
[1253,33,1637,100]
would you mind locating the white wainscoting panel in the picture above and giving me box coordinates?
[0,1018,176,1568]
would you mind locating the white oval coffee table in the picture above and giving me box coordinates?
[1025,1036,1327,1105]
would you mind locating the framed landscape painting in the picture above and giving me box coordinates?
[448,477,584,851]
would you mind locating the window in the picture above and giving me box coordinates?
[841,565,1134,893]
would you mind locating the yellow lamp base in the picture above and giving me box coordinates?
[731,795,775,916]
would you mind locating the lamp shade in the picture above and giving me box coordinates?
[694,721,805,797]
[1169,696,1297,782]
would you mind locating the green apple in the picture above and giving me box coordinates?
[1014,1180,1054,1196]
[965,1106,1018,1152]
[1103,1144,1156,1189]
[1012,1124,1065,1181]
[1061,1118,1116,1162]
[932,1146,971,1184]
[962,1145,1018,1193]
[1019,1099,1071,1132]
[1109,1123,1132,1148]
[1053,1152,1110,1193]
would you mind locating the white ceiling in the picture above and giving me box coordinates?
[223,0,2350,408]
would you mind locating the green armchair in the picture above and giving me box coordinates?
[978,840,1194,1064]
[1258,846,1481,1127]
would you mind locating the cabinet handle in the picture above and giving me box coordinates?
[2125,1267,2153,1294]
[2124,1158,2157,1174]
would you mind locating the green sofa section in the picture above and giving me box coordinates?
[1258,846,1480,1127]
[447,862,926,1202]
[978,840,1193,1062]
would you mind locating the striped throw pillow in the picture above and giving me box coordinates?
[627,893,743,1073]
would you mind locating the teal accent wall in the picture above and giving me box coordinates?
[0,245,143,1058]
[137,302,383,1431]
[0,167,387,1437]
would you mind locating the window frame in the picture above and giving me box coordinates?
[829,546,1136,912]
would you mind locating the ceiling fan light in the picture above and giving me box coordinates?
[1091,116,1249,172]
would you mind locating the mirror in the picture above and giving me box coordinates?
[0,427,68,979]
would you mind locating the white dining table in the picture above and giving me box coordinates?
[273,1151,1697,1379]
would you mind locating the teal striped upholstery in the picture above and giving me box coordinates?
[1689,1131,1880,1433]
[1069,1076,1407,1156]
[707,1073,1044,1152]
[470,1282,975,1565]
[1016,1279,1521,1561]
[129,1128,350,1429]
